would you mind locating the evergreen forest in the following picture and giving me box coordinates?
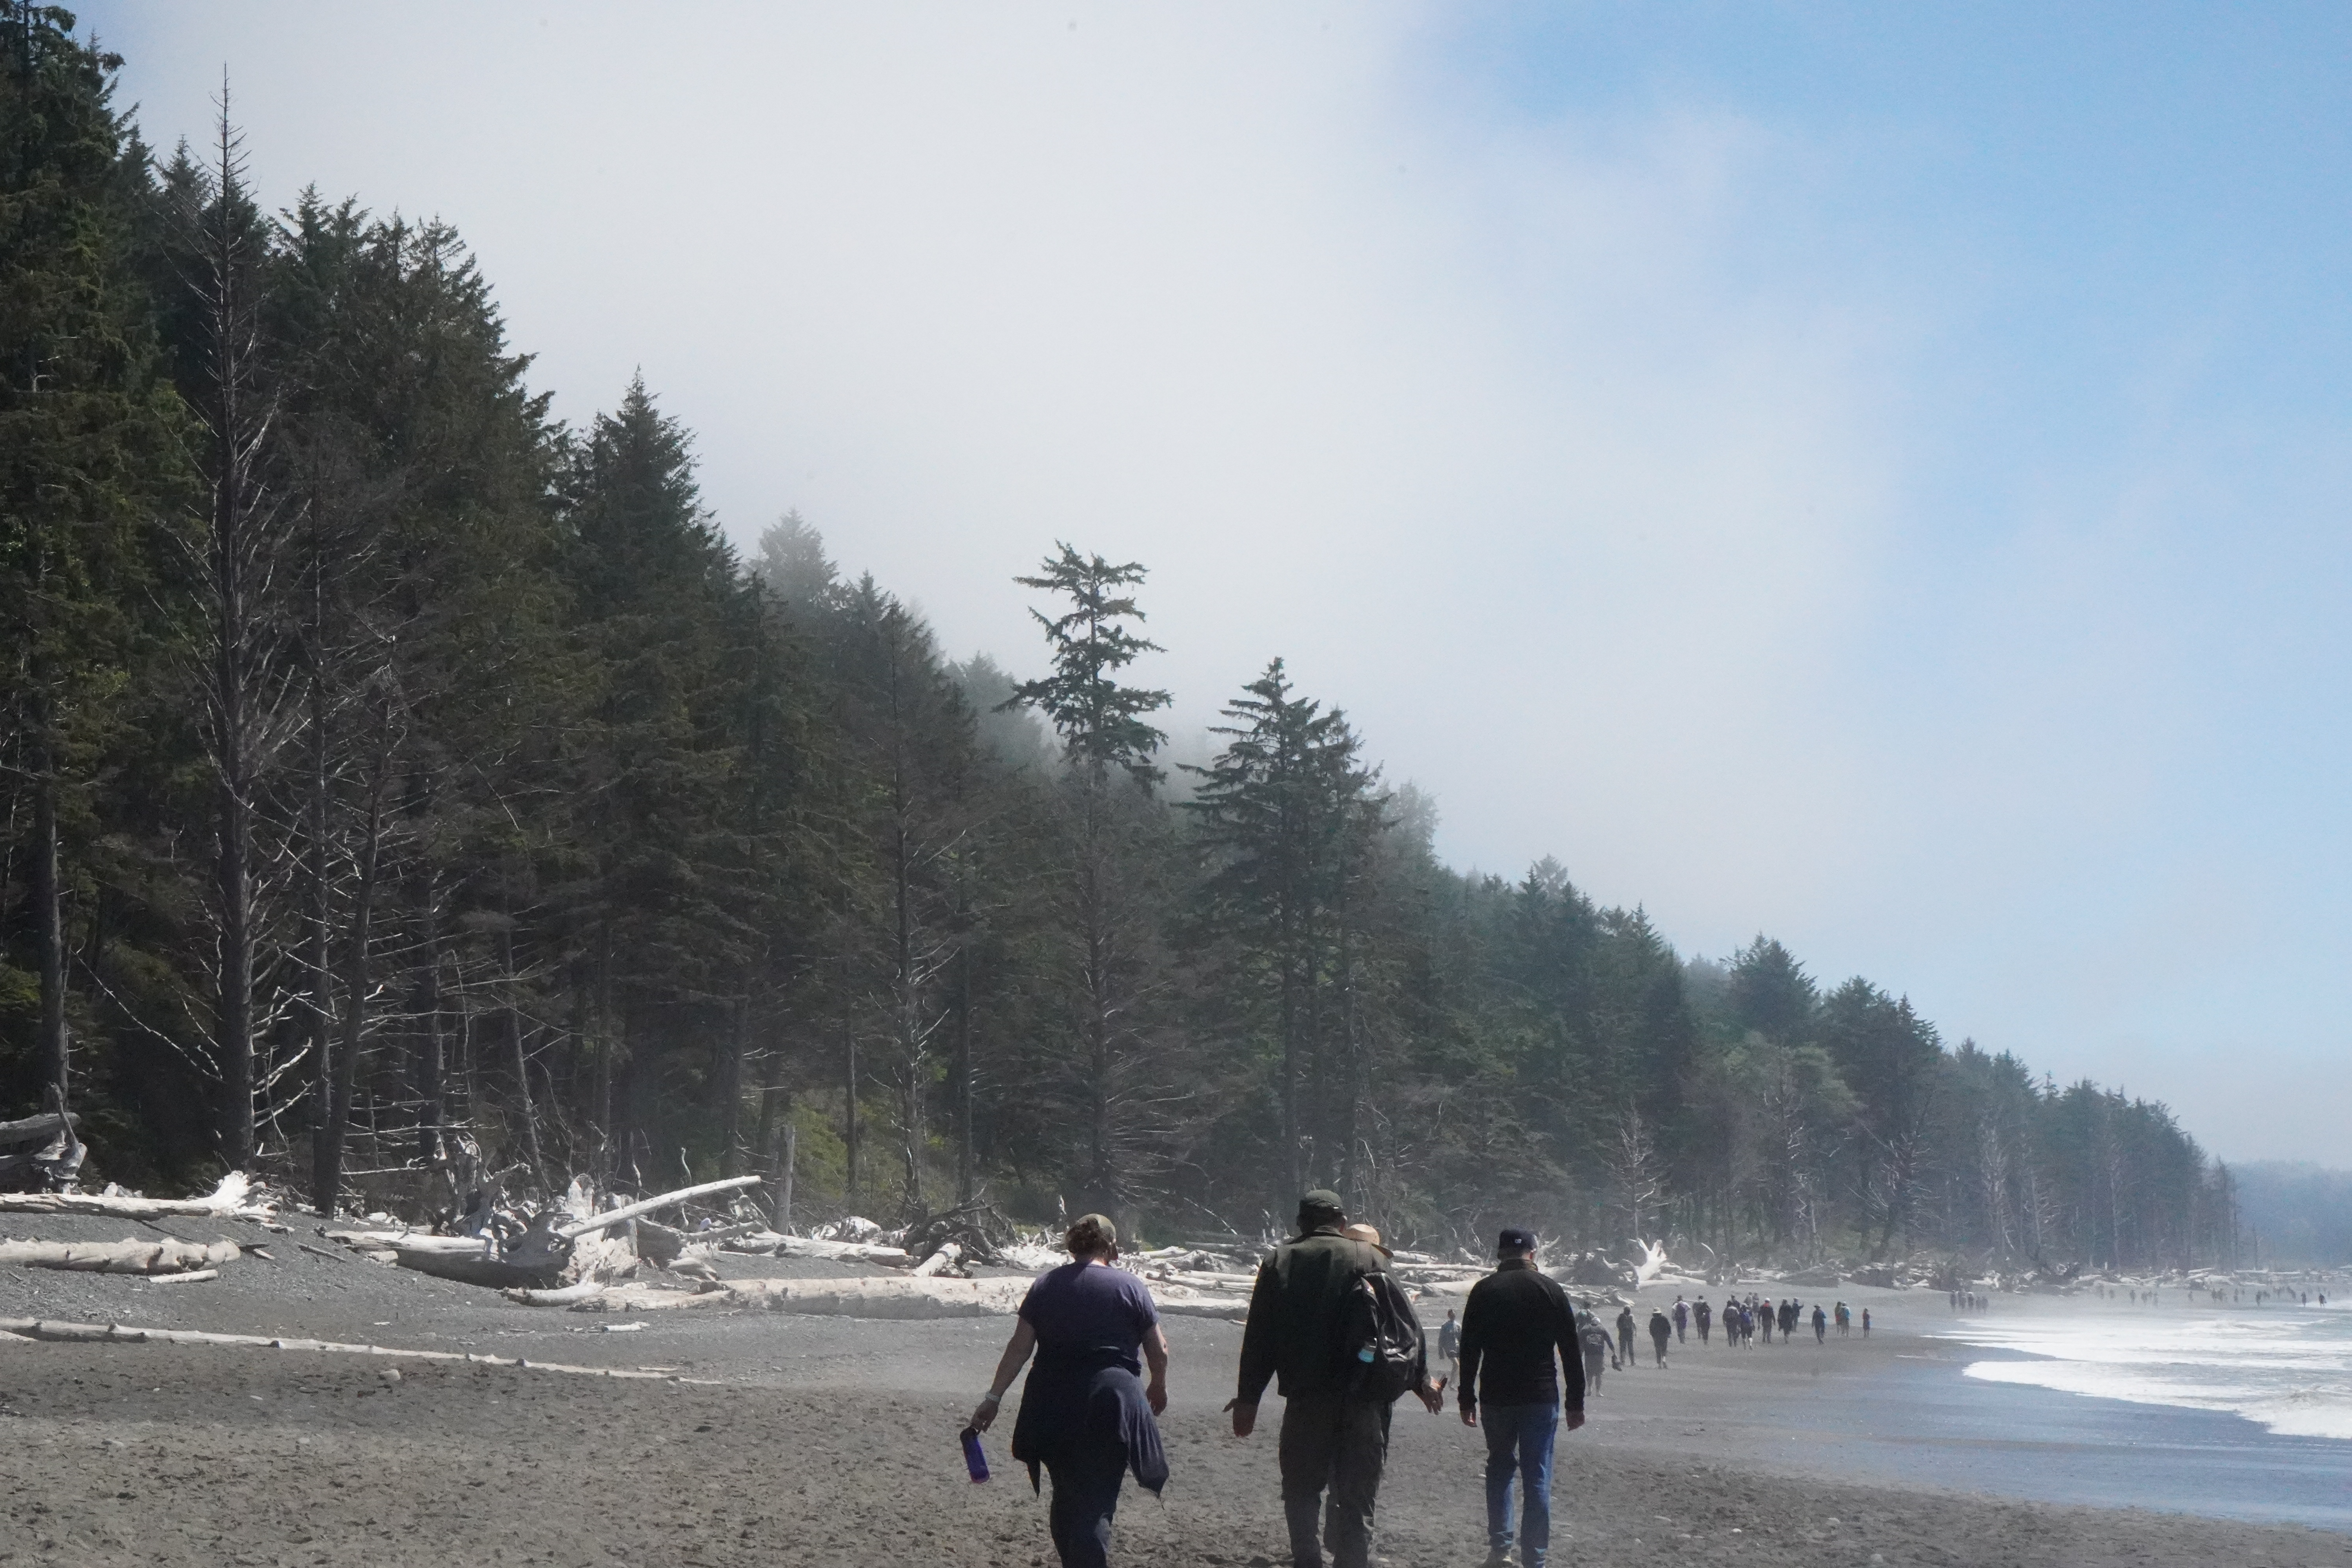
[0,15,2241,1271]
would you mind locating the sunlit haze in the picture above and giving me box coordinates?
[94,2,2352,1163]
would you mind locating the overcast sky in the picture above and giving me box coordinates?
[92,3,2352,1163]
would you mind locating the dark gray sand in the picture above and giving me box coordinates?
[1,1218,2348,1567]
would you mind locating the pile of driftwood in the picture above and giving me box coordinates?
[0,1100,83,1192]
[0,1171,283,1282]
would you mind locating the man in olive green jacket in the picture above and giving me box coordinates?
[1227,1191,1442,1568]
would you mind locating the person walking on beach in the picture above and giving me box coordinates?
[1229,1191,1443,1568]
[1834,1302,1849,1337]
[1576,1311,1612,1392]
[969,1214,1169,1568]
[1672,1296,1689,1343]
[1695,1298,1712,1345]
[1614,1304,1636,1367]
[1648,1308,1672,1367]
[1439,1309,1461,1394]
[1861,1307,1871,1338]
[1811,1304,1827,1344]
[1458,1226,1585,1568]
[1756,1300,1772,1345]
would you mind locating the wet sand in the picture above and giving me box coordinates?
[0,1221,2347,1567]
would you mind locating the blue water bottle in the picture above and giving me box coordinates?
[960,1426,991,1483]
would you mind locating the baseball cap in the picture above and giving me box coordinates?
[1497,1226,1537,1256]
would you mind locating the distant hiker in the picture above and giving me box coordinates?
[1229,1191,1443,1568]
[1811,1304,1827,1344]
[1757,1303,1772,1345]
[1615,1305,1636,1366]
[1695,1298,1713,1345]
[1459,1227,1586,1568]
[969,1213,1168,1568]
[1672,1296,1689,1343]
[1861,1308,1871,1338]
[1439,1309,1462,1391]
[1648,1308,1672,1367]
[1779,1299,1799,1339]
[1576,1312,1612,1393]
[1834,1302,1850,1337]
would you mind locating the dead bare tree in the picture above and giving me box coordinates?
[178,87,300,1171]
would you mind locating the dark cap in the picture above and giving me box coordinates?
[1298,1189,1346,1226]
[1497,1227,1537,1256]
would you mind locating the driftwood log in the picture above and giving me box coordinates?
[0,1237,240,1274]
[556,1176,762,1240]
[392,1240,566,1290]
[0,1316,726,1384]
[557,1274,1251,1322]
[503,1279,606,1306]
[0,1172,272,1222]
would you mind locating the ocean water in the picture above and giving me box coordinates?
[1933,1299,2352,1441]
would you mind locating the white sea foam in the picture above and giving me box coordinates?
[1934,1302,2352,1441]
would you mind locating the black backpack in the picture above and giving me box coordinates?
[1341,1271,1423,1403]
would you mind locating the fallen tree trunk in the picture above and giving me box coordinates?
[393,1243,566,1291]
[909,1241,961,1278]
[503,1279,606,1306]
[556,1176,761,1240]
[0,1237,239,1274]
[562,1274,1250,1322]
[0,1316,724,1384]
[0,1172,271,1222]
[0,1112,76,1148]
[731,1232,910,1264]
[145,1268,220,1285]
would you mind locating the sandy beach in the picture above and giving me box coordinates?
[1,1218,2348,1567]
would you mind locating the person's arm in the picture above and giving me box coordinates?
[1456,1290,1486,1427]
[1555,1291,1586,1428]
[1228,1256,1281,1436]
[1142,1322,1171,1415]
[967,1316,1036,1433]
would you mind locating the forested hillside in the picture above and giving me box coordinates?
[0,15,2238,1269]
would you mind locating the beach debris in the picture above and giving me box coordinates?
[556,1176,763,1240]
[0,1315,730,1384]
[0,1236,242,1276]
[564,1273,1250,1322]
[0,1170,276,1222]
[909,1241,963,1278]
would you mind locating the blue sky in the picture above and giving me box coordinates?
[89,3,2352,1161]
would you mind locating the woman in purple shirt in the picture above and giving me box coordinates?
[968,1214,1170,1568]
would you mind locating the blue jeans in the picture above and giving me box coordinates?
[1482,1403,1559,1567]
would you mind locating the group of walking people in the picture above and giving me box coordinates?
[967,1190,1592,1568]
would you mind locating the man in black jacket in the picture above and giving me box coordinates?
[1457,1228,1584,1568]
[1229,1191,1442,1568]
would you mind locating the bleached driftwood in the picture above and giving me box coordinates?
[0,1316,726,1384]
[145,1268,220,1285]
[784,1235,909,1263]
[504,1279,606,1306]
[0,1172,272,1222]
[559,1272,1251,1322]
[341,1233,490,1254]
[0,1237,239,1274]
[1630,1239,1670,1290]
[1146,1269,1257,1291]
[909,1241,962,1278]
[556,1176,762,1240]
